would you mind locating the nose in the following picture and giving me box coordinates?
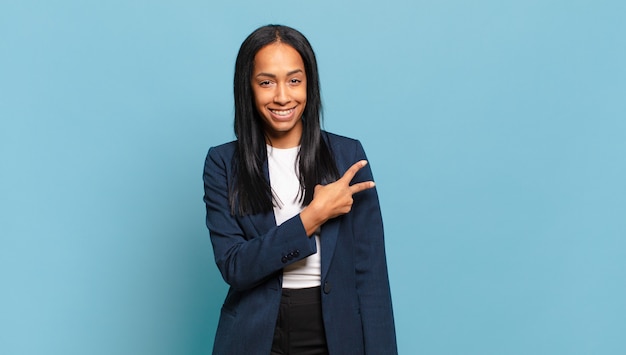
[273,83,290,105]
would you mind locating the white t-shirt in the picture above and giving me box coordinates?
[267,145,321,289]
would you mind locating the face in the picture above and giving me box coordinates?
[252,42,307,148]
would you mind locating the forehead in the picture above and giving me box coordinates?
[253,42,305,73]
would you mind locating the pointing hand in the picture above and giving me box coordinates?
[300,160,375,235]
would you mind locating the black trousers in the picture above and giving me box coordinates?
[271,287,329,355]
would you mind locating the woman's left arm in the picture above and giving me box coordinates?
[351,141,398,354]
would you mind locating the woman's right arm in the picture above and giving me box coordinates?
[203,147,317,291]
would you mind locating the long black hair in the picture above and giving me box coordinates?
[230,24,339,216]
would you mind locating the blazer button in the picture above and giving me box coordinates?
[323,281,332,294]
[281,255,288,263]
[287,252,294,260]
[293,250,300,257]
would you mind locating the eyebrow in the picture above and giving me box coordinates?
[255,69,304,78]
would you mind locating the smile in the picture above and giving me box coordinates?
[270,108,296,116]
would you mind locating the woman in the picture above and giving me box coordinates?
[203,24,397,354]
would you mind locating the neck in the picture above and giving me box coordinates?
[265,124,303,148]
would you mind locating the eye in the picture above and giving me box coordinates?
[259,80,272,87]
[289,78,302,85]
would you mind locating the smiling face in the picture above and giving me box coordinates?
[251,42,307,148]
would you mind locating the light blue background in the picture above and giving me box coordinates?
[1,0,625,354]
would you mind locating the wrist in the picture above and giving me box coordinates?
[300,203,326,236]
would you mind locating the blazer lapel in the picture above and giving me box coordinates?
[320,217,340,280]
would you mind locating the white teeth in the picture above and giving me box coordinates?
[271,109,293,116]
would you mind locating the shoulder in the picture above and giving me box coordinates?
[322,131,371,171]
[208,140,237,155]
[206,140,237,161]
[322,131,361,151]
[204,141,238,175]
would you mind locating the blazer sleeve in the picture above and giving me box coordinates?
[203,147,317,291]
[350,141,398,354]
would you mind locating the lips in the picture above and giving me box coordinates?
[268,106,299,122]
[270,108,295,116]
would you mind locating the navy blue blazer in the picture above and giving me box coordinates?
[203,132,397,354]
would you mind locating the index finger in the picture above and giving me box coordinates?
[340,160,368,184]
[349,180,375,195]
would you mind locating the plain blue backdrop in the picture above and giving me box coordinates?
[1,0,625,354]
